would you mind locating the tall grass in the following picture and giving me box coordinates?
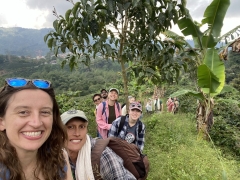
[143,112,240,180]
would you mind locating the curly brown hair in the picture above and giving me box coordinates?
[0,81,68,180]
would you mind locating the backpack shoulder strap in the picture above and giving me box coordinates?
[101,101,106,115]
[117,116,126,136]
[138,121,143,134]
[116,101,120,113]
[91,138,110,180]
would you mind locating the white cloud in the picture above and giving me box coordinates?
[0,0,49,29]
[0,0,239,35]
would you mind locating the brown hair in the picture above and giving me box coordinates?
[0,82,67,180]
[92,93,102,101]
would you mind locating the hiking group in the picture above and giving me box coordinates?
[146,95,180,114]
[0,78,148,180]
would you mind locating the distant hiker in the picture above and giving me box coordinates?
[61,109,136,180]
[96,88,121,139]
[145,98,153,114]
[153,95,163,112]
[108,102,145,151]
[173,97,180,114]
[122,96,136,116]
[92,93,102,117]
[100,88,108,102]
[167,97,175,113]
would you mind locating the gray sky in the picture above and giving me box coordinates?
[0,0,239,35]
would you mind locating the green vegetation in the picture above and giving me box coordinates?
[144,113,240,180]
[1,53,240,179]
[54,89,240,179]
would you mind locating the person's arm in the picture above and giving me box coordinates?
[171,103,175,113]
[100,147,136,180]
[96,103,112,130]
[63,149,74,180]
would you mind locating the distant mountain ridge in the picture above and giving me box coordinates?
[0,27,53,57]
[0,27,196,57]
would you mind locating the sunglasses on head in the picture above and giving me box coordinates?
[130,104,141,108]
[94,97,101,102]
[5,78,51,89]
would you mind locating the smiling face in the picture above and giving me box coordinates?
[101,90,108,99]
[129,109,142,122]
[93,95,102,106]
[0,89,53,154]
[108,90,118,101]
[65,118,88,159]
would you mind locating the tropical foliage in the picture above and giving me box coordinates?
[170,0,231,139]
[44,0,190,105]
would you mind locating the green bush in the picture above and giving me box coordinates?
[56,91,97,137]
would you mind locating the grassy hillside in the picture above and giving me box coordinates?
[143,113,240,180]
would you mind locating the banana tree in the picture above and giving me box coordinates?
[170,0,230,140]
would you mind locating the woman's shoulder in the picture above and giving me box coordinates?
[0,164,10,180]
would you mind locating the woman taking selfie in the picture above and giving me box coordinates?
[0,78,73,180]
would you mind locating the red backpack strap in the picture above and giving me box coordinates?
[91,138,110,180]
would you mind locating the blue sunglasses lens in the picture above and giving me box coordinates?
[7,78,28,87]
[6,78,50,89]
[32,79,50,89]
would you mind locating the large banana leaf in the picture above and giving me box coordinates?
[197,64,220,95]
[170,89,205,101]
[203,48,225,96]
[178,11,203,39]
[201,0,230,48]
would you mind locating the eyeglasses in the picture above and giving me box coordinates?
[5,78,51,89]
[94,97,101,102]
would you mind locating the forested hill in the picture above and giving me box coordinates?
[0,27,52,57]
[0,27,197,58]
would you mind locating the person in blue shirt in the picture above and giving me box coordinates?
[0,77,72,180]
[108,102,145,151]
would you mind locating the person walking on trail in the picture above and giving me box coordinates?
[167,97,175,113]
[153,95,163,112]
[145,98,153,114]
[61,109,136,180]
[100,88,108,102]
[108,102,145,151]
[122,96,136,116]
[96,88,121,139]
[173,97,180,114]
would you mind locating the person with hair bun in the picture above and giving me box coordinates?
[0,77,73,180]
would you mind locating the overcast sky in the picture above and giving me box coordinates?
[0,0,239,36]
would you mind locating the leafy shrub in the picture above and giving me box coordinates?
[56,91,97,137]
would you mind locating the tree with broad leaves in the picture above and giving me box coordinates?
[44,0,189,107]
[169,0,240,140]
